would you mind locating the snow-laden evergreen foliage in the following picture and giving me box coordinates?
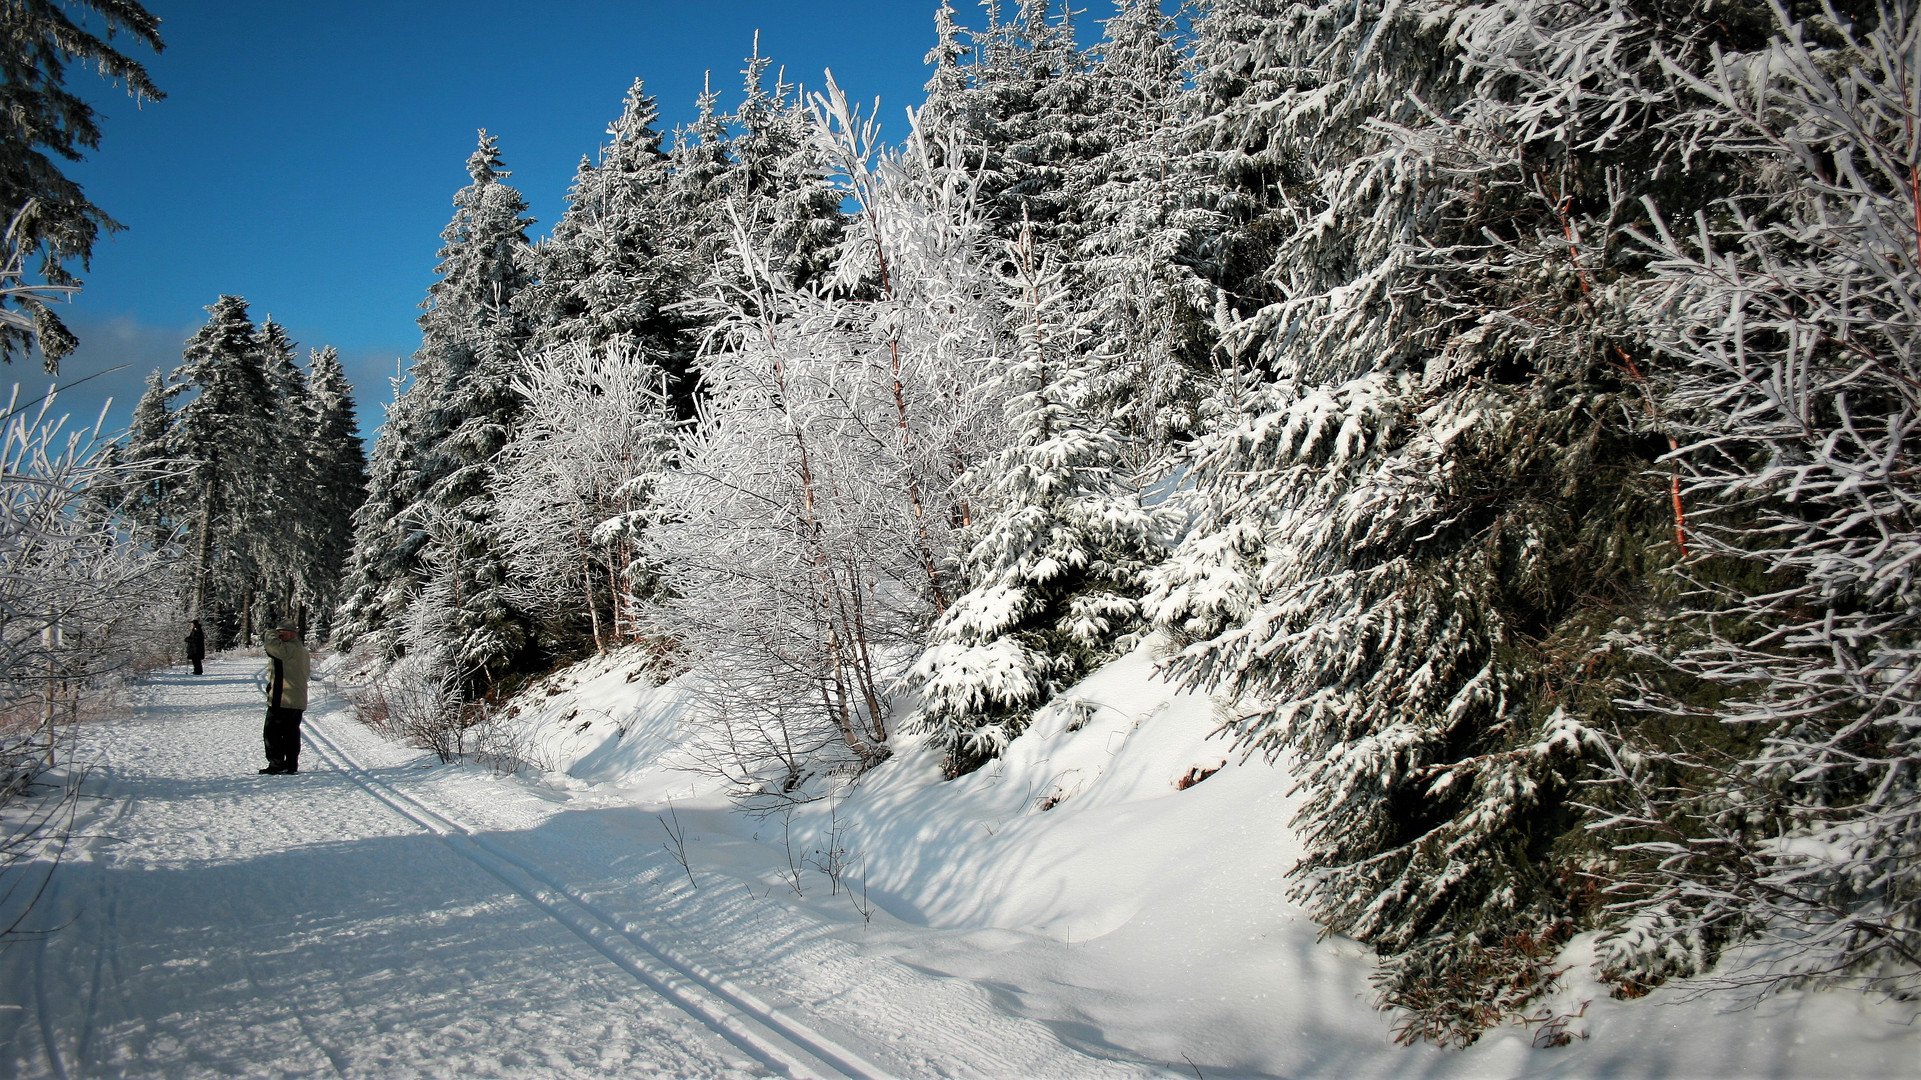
[724,36,847,291]
[0,0,162,367]
[518,81,699,414]
[978,0,1102,250]
[169,295,276,643]
[329,0,1921,1041]
[1075,0,1215,453]
[921,1,971,137]
[1592,0,1921,999]
[335,360,429,660]
[1145,0,1781,1043]
[250,317,316,633]
[919,0,1213,453]
[303,347,368,639]
[668,71,737,284]
[128,297,362,646]
[121,368,173,536]
[907,220,1168,776]
[919,1,1109,257]
[337,132,536,684]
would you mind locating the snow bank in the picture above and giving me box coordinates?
[491,640,1919,1079]
[494,650,721,805]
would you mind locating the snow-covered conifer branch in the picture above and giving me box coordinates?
[906,216,1169,775]
[1596,0,1921,997]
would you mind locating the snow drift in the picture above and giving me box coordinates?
[486,640,1921,1079]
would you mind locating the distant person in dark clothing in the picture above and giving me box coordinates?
[184,619,206,675]
[260,623,310,775]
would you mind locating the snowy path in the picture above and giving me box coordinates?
[0,660,1170,1079]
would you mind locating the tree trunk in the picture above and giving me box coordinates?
[578,532,603,654]
[190,474,215,620]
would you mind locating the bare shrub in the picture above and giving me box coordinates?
[348,654,467,762]
[345,653,529,774]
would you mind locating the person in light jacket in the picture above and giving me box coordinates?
[260,623,310,775]
[184,619,206,675]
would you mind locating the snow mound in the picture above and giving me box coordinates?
[497,649,722,806]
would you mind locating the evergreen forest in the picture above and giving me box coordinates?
[4,0,1917,1049]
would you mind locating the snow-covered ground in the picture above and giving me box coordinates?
[0,650,1913,1079]
[505,641,1921,1080]
[0,659,1158,1079]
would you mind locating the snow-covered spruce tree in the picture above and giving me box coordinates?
[1147,0,1766,1043]
[648,81,1004,801]
[420,302,531,688]
[1074,0,1218,456]
[256,318,310,425]
[517,80,700,415]
[724,36,847,292]
[1585,0,1921,1000]
[987,0,1103,253]
[335,360,428,661]
[495,340,672,657]
[921,1,972,142]
[907,220,1167,776]
[667,71,737,281]
[1172,0,1296,335]
[250,317,315,634]
[919,0,1104,256]
[337,132,535,686]
[302,346,367,641]
[121,368,175,537]
[168,295,276,646]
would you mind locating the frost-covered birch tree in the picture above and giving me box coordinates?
[0,390,176,808]
[0,389,175,945]
[646,81,1003,801]
[0,389,176,706]
[495,340,671,657]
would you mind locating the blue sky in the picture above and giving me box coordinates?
[32,1,982,439]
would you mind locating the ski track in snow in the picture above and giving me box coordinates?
[0,659,1168,1080]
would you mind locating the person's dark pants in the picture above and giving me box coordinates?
[263,706,303,772]
[190,657,203,675]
